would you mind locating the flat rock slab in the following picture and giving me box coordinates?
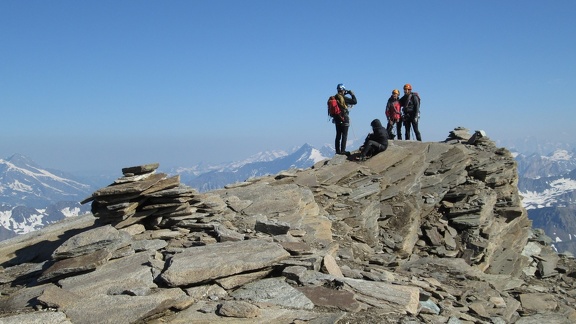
[91,173,167,198]
[58,252,157,296]
[39,249,112,282]
[217,300,261,318]
[37,284,82,308]
[51,225,130,260]
[230,277,314,310]
[122,163,160,175]
[342,278,420,315]
[297,285,361,312]
[150,300,345,324]
[0,214,97,267]
[160,240,290,287]
[61,288,187,324]
[519,293,558,312]
[0,311,72,324]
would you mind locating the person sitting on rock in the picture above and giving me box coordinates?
[357,119,388,161]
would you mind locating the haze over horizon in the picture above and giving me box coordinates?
[2,1,575,173]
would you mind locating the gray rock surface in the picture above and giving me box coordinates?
[1,128,576,323]
[160,240,290,286]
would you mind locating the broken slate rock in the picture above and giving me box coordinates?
[255,219,291,235]
[230,277,314,310]
[52,225,131,260]
[160,240,290,287]
[217,300,261,318]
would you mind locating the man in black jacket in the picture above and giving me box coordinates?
[357,119,388,161]
[400,83,422,141]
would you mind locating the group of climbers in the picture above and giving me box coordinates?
[386,84,421,141]
[327,83,422,161]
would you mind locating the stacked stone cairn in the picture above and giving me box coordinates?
[81,163,203,230]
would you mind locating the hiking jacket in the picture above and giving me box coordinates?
[400,92,420,118]
[367,119,388,148]
[385,96,401,122]
[334,92,357,125]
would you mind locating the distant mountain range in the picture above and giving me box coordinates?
[515,148,576,255]
[3,141,576,255]
[176,144,333,192]
[0,154,95,240]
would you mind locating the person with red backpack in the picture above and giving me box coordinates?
[385,89,402,140]
[329,83,357,155]
[400,83,422,141]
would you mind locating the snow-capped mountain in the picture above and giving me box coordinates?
[0,154,94,208]
[498,136,576,159]
[172,149,290,182]
[0,154,94,240]
[184,143,332,192]
[516,149,576,209]
[515,148,576,255]
[515,148,576,180]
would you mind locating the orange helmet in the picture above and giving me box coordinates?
[403,83,412,90]
[392,89,399,95]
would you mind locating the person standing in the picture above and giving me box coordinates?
[400,83,422,141]
[357,119,388,161]
[385,89,402,140]
[333,83,357,155]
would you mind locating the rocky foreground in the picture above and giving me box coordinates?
[1,128,575,323]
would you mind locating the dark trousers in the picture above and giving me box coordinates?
[361,140,386,158]
[335,123,349,154]
[404,119,422,141]
[387,120,402,140]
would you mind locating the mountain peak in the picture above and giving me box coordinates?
[5,153,40,168]
[1,131,573,323]
[0,154,94,209]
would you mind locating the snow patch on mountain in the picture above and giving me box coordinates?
[6,179,33,192]
[522,177,576,209]
[62,207,82,217]
[518,147,576,210]
[1,154,94,208]
[1,209,41,234]
[546,149,572,162]
[0,204,89,237]
[309,148,328,163]
[1,158,90,192]
[0,154,94,240]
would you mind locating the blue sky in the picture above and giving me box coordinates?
[1,1,575,173]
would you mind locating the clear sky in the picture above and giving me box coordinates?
[1,0,575,173]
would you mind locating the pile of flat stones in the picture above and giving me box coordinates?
[81,163,207,230]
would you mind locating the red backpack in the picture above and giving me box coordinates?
[386,100,401,122]
[327,96,341,118]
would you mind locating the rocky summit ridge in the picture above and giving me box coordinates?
[1,128,575,323]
